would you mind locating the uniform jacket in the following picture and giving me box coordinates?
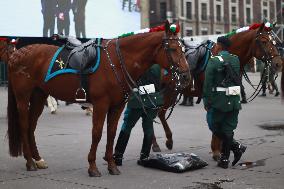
[127,64,163,109]
[203,51,242,112]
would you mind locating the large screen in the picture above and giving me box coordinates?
[0,0,141,38]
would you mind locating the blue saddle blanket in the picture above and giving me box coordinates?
[44,38,101,82]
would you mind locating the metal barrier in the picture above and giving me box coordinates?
[0,61,8,86]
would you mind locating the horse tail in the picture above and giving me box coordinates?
[7,77,22,157]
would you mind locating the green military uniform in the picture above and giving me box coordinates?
[203,50,241,134]
[259,60,280,96]
[203,48,245,168]
[113,64,164,166]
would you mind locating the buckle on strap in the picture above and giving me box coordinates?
[213,87,227,92]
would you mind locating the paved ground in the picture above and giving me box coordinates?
[0,73,283,189]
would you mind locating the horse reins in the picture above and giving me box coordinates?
[245,32,280,102]
[104,34,187,122]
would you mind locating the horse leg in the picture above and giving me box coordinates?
[16,94,37,171]
[88,100,109,177]
[152,133,161,152]
[211,134,222,161]
[158,109,173,150]
[104,105,125,175]
[29,89,48,169]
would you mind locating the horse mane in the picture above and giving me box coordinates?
[9,44,55,66]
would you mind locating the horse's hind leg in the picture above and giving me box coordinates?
[104,105,125,175]
[152,134,161,152]
[158,109,173,150]
[15,91,37,171]
[29,89,48,169]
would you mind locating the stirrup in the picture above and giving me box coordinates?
[75,88,87,102]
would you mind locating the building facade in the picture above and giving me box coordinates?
[143,0,283,39]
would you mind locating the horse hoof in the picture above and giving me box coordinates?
[166,140,173,150]
[108,166,121,175]
[88,169,102,177]
[35,159,48,169]
[26,161,38,171]
[152,145,161,152]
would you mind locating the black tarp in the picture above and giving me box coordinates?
[139,152,208,173]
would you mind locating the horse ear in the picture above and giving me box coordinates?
[165,20,170,34]
[273,21,277,28]
[257,23,265,33]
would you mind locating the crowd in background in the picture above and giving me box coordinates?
[41,0,87,38]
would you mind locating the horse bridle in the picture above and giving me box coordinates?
[162,36,187,91]
[244,31,281,102]
[103,34,187,122]
[255,31,280,66]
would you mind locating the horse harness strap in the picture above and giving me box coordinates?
[102,39,129,102]
[115,38,161,123]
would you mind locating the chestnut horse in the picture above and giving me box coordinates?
[152,23,283,153]
[6,22,190,177]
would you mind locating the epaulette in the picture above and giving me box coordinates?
[230,53,238,57]
[211,55,224,62]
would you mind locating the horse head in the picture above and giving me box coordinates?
[153,21,191,90]
[0,37,17,63]
[253,23,282,72]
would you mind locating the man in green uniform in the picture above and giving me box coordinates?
[203,36,246,169]
[113,64,163,166]
[259,60,280,97]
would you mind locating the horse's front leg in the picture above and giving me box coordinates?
[88,100,109,177]
[104,104,125,175]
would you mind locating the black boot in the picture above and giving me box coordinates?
[217,133,233,169]
[179,96,188,106]
[231,140,246,166]
[217,155,229,169]
[137,134,153,166]
[187,97,194,106]
[113,131,130,166]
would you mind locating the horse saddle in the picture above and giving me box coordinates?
[67,39,98,71]
[52,34,99,71]
[184,40,210,71]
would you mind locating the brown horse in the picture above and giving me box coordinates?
[6,21,190,177]
[152,22,283,154]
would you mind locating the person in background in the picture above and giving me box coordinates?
[47,95,58,114]
[56,0,72,36]
[72,0,87,38]
[122,0,132,12]
[259,60,280,97]
[203,36,246,169]
[41,0,57,37]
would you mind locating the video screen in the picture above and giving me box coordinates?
[0,0,141,38]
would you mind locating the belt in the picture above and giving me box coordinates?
[213,87,227,92]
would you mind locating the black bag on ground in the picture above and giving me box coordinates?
[140,152,208,173]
